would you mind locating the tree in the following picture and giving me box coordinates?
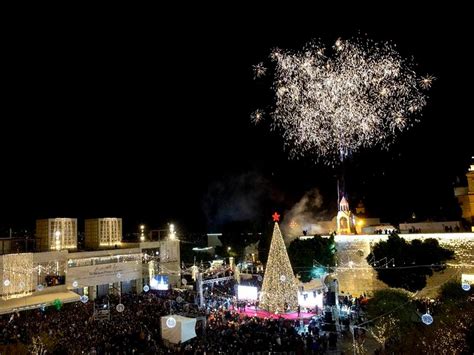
[367,233,454,292]
[365,289,418,353]
[411,280,474,354]
[288,235,336,282]
[439,279,472,304]
[365,282,474,354]
[366,289,417,327]
[260,222,298,313]
[369,315,398,352]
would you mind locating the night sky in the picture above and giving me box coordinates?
[2,11,472,234]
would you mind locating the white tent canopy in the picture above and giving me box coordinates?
[161,315,197,344]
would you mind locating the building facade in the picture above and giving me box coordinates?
[0,218,181,315]
[455,160,474,225]
[85,218,122,249]
[36,218,78,251]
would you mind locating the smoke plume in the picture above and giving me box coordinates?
[281,188,331,243]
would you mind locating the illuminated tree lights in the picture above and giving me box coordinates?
[254,37,432,164]
[1,253,35,300]
[260,221,298,313]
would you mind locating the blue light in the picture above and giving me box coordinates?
[421,313,433,325]
[166,316,176,328]
[311,267,326,278]
[462,283,471,291]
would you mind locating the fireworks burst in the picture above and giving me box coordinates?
[251,109,264,124]
[253,62,267,79]
[419,74,436,89]
[259,37,432,164]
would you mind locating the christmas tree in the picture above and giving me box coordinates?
[260,212,298,313]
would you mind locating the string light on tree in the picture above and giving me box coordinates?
[260,212,298,313]
[2,253,35,299]
[169,223,176,240]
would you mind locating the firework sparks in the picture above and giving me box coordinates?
[253,62,267,79]
[419,74,436,89]
[258,37,432,164]
[251,109,264,124]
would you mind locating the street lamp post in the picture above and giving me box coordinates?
[169,223,176,240]
[140,225,146,242]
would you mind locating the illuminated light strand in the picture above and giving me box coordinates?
[291,263,474,271]
[1,254,35,300]
[50,218,77,250]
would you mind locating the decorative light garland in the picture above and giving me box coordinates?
[1,253,34,300]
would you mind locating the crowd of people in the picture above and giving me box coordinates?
[0,280,346,354]
[1,291,184,354]
[181,308,335,354]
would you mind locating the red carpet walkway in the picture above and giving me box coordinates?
[233,306,316,320]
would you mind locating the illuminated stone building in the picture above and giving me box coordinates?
[85,218,122,249]
[336,197,354,235]
[0,218,180,315]
[455,159,474,226]
[36,218,77,251]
